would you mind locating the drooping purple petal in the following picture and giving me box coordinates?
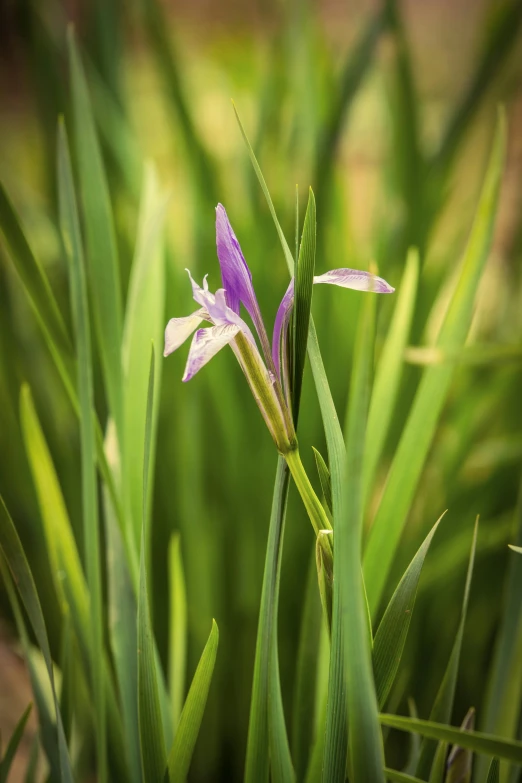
[272,279,294,379]
[182,323,240,382]
[164,308,208,357]
[313,269,394,294]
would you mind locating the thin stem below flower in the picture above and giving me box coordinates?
[285,449,332,537]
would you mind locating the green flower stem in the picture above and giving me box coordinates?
[285,449,332,537]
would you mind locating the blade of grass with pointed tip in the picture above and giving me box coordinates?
[429,742,448,783]
[292,549,323,781]
[486,759,499,783]
[312,448,332,513]
[168,620,219,783]
[444,708,474,783]
[415,520,478,779]
[379,716,522,764]
[233,104,349,783]
[0,497,74,783]
[0,704,32,783]
[363,249,419,508]
[169,533,187,732]
[385,770,425,783]
[122,164,167,551]
[373,515,442,709]
[68,27,124,443]
[138,345,167,783]
[57,117,107,783]
[364,109,506,618]
[336,290,385,782]
[292,188,316,422]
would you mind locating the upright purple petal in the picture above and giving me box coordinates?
[314,269,394,294]
[216,204,257,317]
[182,323,240,382]
[272,279,294,379]
[164,308,208,357]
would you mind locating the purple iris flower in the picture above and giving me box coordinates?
[164,204,394,453]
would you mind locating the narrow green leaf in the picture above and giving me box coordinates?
[363,248,419,507]
[385,770,425,783]
[373,514,442,709]
[169,533,187,732]
[338,290,384,782]
[138,345,167,783]
[23,738,39,783]
[0,497,74,783]
[444,708,475,783]
[312,448,332,513]
[292,550,323,781]
[57,117,107,783]
[292,188,316,421]
[379,715,522,764]
[486,758,499,783]
[68,26,124,442]
[429,741,448,783]
[364,108,506,617]
[415,520,479,778]
[122,163,167,552]
[0,704,32,783]
[168,620,219,783]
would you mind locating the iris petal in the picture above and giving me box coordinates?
[216,204,257,317]
[313,269,394,294]
[182,324,241,382]
[164,308,208,357]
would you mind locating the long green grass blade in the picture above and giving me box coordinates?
[169,533,187,732]
[416,520,478,778]
[122,163,167,551]
[57,117,107,783]
[364,109,506,617]
[0,704,32,783]
[168,620,219,783]
[292,188,316,421]
[68,26,124,443]
[338,290,384,782]
[385,770,425,783]
[363,249,419,507]
[312,448,332,514]
[373,515,442,709]
[486,759,499,783]
[138,345,167,783]
[444,707,474,783]
[0,497,74,783]
[379,715,522,764]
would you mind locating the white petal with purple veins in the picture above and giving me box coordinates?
[164,308,208,357]
[182,323,240,382]
[314,269,394,294]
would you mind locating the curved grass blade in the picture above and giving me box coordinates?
[444,708,474,783]
[167,620,219,783]
[373,514,442,709]
[233,103,349,783]
[292,188,316,422]
[0,497,74,783]
[57,116,107,783]
[508,544,522,554]
[364,108,506,617]
[385,770,425,783]
[486,759,499,783]
[379,715,522,764]
[138,344,167,783]
[415,519,478,779]
[363,248,419,508]
[68,26,124,444]
[429,741,448,783]
[0,704,32,783]
[337,291,384,782]
[312,448,332,514]
[169,533,187,731]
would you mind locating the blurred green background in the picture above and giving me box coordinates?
[0,0,521,779]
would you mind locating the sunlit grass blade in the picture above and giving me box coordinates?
[0,704,32,783]
[68,26,124,443]
[379,715,522,764]
[385,770,425,783]
[476,478,522,782]
[0,497,74,783]
[373,515,442,709]
[486,758,499,783]
[336,290,384,782]
[169,533,187,731]
[245,458,291,783]
[57,116,107,783]
[167,620,219,783]
[415,519,478,778]
[364,109,506,617]
[138,345,167,783]
[363,249,419,508]
[508,544,522,554]
[292,188,316,421]
[292,551,323,781]
[404,344,522,367]
[123,163,167,551]
[312,448,332,513]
